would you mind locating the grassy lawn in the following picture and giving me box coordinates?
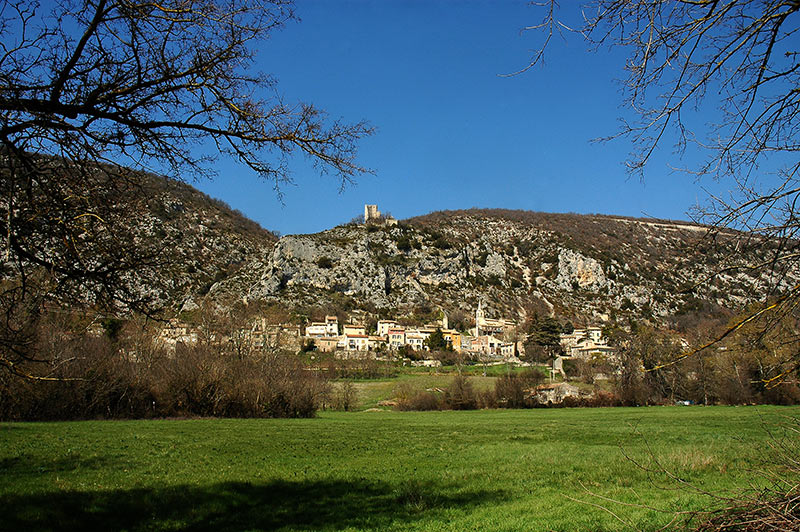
[349,372,497,410]
[347,365,552,409]
[1,406,797,531]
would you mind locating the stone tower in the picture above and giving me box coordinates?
[364,204,380,223]
[475,300,485,336]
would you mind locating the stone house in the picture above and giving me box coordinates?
[248,318,300,349]
[305,315,339,337]
[343,324,367,336]
[560,327,614,360]
[532,382,581,404]
[315,336,339,353]
[469,334,515,359]
[156,319,198,352]
[377,320,399,336]
[388,328,406,349]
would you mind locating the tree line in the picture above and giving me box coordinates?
[0,310,328,421]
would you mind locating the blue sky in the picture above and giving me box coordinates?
[196,1,720,236]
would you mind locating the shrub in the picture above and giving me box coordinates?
[332,381,358,411]
[486,275,503,287]
[0,328,330,420]
[396,236,412,252]
[432,236,452,250]
[442,375,478,410]
[432,350,462,366]
[408,392,441,411]
[586,390,619,407]
[520,368,546,386]
[562,359,579,378]
[494,373,528,408]
[396,390,441,411]
[477,388,498,409]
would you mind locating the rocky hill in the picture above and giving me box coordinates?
[8,153,779,331]
[1,159,278,313]
[123,173,279,310]
[209,207,786,331]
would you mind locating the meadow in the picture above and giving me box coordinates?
[342,364,555,409]
[1,406,796,531]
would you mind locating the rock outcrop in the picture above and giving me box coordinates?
[207,208,787,327]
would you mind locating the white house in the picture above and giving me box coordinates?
[377,320,399,337]
[560,327,614,360]
[343,324,366,336]
[586,327,603,342]
[388,328,406,349]
[405,330,428,351]
[305,315,339,338]
[344,334,369,351]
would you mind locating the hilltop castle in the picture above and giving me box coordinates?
[364,204,397,226]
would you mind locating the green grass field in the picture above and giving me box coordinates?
[344,365,553,409]
[2,406,797,531]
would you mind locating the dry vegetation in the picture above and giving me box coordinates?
[0,311,327,421]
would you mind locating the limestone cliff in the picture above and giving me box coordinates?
[208,209,785,328]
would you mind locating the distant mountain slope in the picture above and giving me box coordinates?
[0,158,279,312]
[123,172,279,310]
[7,152,780,329]
[212,208,786,330]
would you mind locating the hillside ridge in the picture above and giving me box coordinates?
[206,203,779,336]
[3,153,773,332]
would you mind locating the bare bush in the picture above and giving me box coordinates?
[332,381,358,411]
[494,369,545,408]
[692,419,800,531]
[0,315,328,420]
[442,375,478,410]
[494,373,528,408]
[395,390,441,412]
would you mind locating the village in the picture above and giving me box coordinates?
[156,207,617,368]
[158,299,615,371]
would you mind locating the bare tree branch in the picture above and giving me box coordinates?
[522,1,800,384]
[0,0,373,377]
